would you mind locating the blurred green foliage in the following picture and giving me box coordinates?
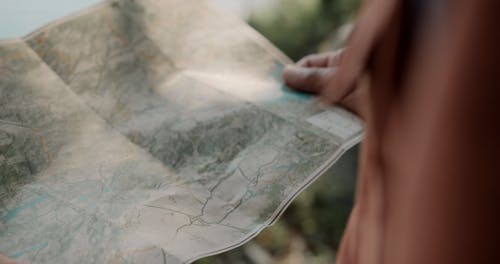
[249,0,360,61]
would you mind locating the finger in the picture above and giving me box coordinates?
[282,65,334,94]
[297,54,331,68]
[318,72,360,107]
[297,50,344,68]
[326,49,345,67]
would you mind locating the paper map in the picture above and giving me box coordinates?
[0,0,363,263]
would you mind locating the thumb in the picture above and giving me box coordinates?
[282,65,334,94]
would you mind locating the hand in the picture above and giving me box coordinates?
[282,50,368,119]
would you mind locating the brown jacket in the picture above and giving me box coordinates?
[336,1,500,263]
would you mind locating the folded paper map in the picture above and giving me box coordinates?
[0,0,363,263]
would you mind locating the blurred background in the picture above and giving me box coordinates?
[198,1,361,263]
[215,0,360,60]
[0,0,361,263]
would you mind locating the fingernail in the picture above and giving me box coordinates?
[283,64,296,72]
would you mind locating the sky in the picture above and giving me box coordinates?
[0,0,276,39]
